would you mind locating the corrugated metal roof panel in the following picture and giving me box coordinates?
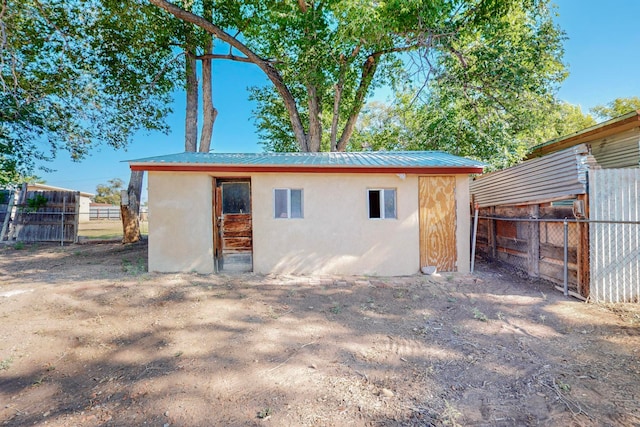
[128,151,486,169]
[470,145,590,208]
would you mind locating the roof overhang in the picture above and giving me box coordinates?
[26,183,94,198]
[527,110,640,159]
[129,163,484,175]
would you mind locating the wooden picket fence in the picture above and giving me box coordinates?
[2,187,80,243]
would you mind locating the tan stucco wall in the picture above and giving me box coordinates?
[146,171,472,276]
[252,173,419,276]
[148,173,214,273]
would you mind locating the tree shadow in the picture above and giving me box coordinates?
[0,247,639,426]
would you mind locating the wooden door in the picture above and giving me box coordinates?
[214,180,253,272]
[419,176,457,272]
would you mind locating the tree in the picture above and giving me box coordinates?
[150,0,566,156]
[591,97,640,121]
[91,0,223,242]
[0,0,175,186]
[94,178,124,205]
[351,95,596,169]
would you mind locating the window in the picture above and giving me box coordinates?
[221,181,251,214]
[368,189,396,219]
[274,189,303,218]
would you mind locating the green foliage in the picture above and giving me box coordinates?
[591,97,640,121]
[25,194,48,212]
[1,0,178,183]
[472,307,488,322]
[237,0,568,155]
[0,357,13,371]
[94,178,124,205]
[351,94,594,169]
[257,407,272,419]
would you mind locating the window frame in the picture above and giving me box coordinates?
[367,188,397,220]
[273,188,304,219]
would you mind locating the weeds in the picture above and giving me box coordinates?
[329,303,342,315]
[13,242,25,250]
[393,289,407,299]
[122,257,146,275]
[472,307,488,322]
[0,357,13,371]
[555,378,571,393]
[441,400,462,426]
[257,407,272,419]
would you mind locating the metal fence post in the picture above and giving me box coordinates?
[563,219,568,296]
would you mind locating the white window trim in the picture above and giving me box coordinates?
[368,188,397,220]
[274,188,303,219]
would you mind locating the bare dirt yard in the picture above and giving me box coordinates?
[1,241,639,426]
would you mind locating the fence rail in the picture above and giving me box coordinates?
[90,207,122,220]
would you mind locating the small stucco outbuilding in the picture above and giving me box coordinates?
[129,151,484,276]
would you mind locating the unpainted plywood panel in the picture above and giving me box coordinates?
[419,176,457,271]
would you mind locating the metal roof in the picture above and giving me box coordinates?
[527,110,640,159]
[128,151,485,170]
[470,145,590,208]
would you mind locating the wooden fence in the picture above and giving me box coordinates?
[8,188,80,243]
[0,189,14,239]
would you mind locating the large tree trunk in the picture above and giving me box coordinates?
[199,38,217,153]
[307,84,322,152]
[121,170,143,244]
[185,44,198,152]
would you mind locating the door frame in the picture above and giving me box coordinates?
[419,175,457,272]
[212,177,253,272]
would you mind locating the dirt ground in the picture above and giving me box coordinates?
[0,241,639,426]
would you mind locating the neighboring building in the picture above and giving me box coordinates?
[27,183,94,223]
[471,110,640,302]
[129,151,485,276]
[90,202,121,220]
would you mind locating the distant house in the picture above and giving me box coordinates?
[471,110,640,302]
[128,151,485,276]
[27,183,94,223]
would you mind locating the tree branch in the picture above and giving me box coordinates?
[195,53,254,63]
[336,53,381,151]
[148,0,308,151]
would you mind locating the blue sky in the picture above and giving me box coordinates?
[40,0,640,197]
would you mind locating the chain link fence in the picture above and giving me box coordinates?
[473,215,640,303]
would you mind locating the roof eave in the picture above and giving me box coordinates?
[526,110,640,159]
[129,163,484,175]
